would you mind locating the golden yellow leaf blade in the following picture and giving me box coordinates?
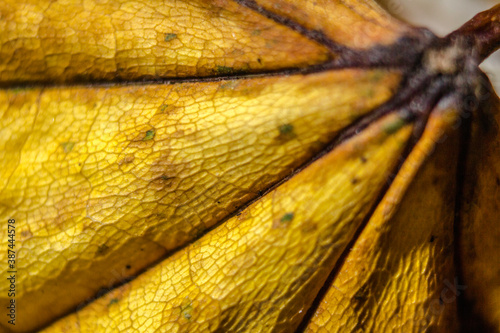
[305,100,462,333]
[42,113,412,333]
[247,0,413,49]
[0,0,330,84]
[0,69,400,332]
[459,93,500,331]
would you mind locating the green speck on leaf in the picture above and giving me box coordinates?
[164,33,177,42]
[61,142,75,153]
[216,66,234,75]
[143,129,155,141]
[108,298,119,306]
[180,297,193,321]
[276,124,296,142]
[160,104,169,112]
[251,29,261,36]
[278,124,294,135]
[280,212,294,223]
[383,118,407,134]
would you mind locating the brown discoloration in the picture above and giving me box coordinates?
[217,78,267,98]
[147,151,176,181]
[275,123,296,142]
[271,219,286,229]
[51,185,91,231]
[20,229,33,240]
[155,104,178,115]
[201,0,225,19]
[353,283,370,303]
[237,210,250,221]
[81,222,94,232]
[141,226,159,238]
[95,244,110,257]
[148,175,178,191]
[127,127,157,148]
[172,130,185,138]
[300,221,318,234]
[118,154,135,166]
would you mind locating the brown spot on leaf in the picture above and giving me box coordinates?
[127,127,157,148]
[201,1,224,18]
[147,152,183,192]
[148,175,177,191]
[300,221,318,234]
[172,129,185,138]
[95,244,110,257]
[237,210,249,221]
[118,154,135,166]
[353,283,369,303]
[20,229,33,239]
[141,226,159,238]
[156,104,177,115]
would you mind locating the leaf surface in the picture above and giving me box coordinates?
[0,1,498,333]
[240,0,413,49]
[0,0,332,84]
[42,113,412,333]
[0,69,399,331]
[305,97,462,333]
[459,86,500,331]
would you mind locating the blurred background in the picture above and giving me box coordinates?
[377,0,500,93]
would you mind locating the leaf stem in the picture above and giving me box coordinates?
[450,4,500,62]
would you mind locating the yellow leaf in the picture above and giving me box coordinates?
[0,1,499,332]
[305,97,462,333]
[42,113,412,332]
[0,69,400,331]
[0,0,330,83]
[243,0,414,49]
[459,87,500,331]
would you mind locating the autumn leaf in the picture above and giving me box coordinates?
[0,0,499,332]
[459,85,500,332]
